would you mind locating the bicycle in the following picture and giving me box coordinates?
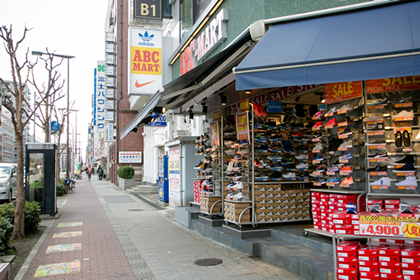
[64,179,76,192]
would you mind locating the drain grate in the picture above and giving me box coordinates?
[193,258,223,266]
[128,209,145,211]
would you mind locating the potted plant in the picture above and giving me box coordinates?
[117,166,135,190]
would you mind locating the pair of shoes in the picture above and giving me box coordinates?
[326,107,337,115]
[341,176,354,185]
[282,140,294,153]
[366,165,387,172]
[312,122,323,130]
[339,153,353,161]
[328,136,343,152]
[392,110,414,119]
[253,103,267,117]
[369,177,391,187]
[367,98,387,106]
[326,118,337,127]
[368,152,387,158]
[395,129,411,149]
[395,155,416,164]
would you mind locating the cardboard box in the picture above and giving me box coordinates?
[337,268,357,275]
[380,274,403,279]
[379,267,401,274]
[338,262,358,269]
[402,263,420,270]
[359,271,380,278]
[338,257,358,263]
[338,251,357,258]
[359,255,378,262]
[380,261,401,268]
[402,269,420,276]
[360,266,380,273]
[402,274,420,280]
[379,255,400,262]
[337,274,357,280]
[359,261,379,267]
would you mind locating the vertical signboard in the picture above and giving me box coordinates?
[105,123,113,142]
[133,0,162,20]
[95,61,106,132]
[128,27,162,95]
[236,112,249,142]
[168,147,180,201]
[210,121,219,147]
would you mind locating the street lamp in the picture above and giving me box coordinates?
[32,51,75,179]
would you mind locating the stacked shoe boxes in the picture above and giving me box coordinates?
[200,196,222,214]
[378,245,402,279]
[255,186,310,222]
[367,199,401,211]
[193,180,203,204]
[337,241,360,280]
[312,192,365,234]
[358,245,380,279]
[401,246,420,279]
[224,202,251,223]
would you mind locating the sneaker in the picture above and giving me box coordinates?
[239,139,248,145]
[341,166,352,172]
[292,132,304,137]
[233,181,244,190]
[369,122,384,131]
[326,118,337,127]
[312,122,323,129]
[295,154,309,160]
[369,202,382,213]
[339,153,353,161]
[393,163,415,172]
[369,177,391,187]
[338,104,352,111]
[327,165,341,173]
[313,143,323,150]
[256,173,269,180]
[327,177,339,184]
[346,202,357,214]
[392,110,414,119]
[233,192,244,200]
[339,140,353,148]
[368,152,387,158]
[364,114,384,122]
[313,111,323,118]
[194,161,203,169]
[283,172,296,179]
[326,107,337,115]
[267,155,282,162]
[399,201,413,213]
[339,128,352,136]
[403,129,411,148]
[313,154,324,161]
[366,165,387,172]
[338,117,351,126]
[341,176,354,185]
[395,176,417,187]
[394,155,416,164]
[395,131,403,149]
[296,163,309,169]
[315,178,326,184]
[367,139,386,145]
[367,98,387,106]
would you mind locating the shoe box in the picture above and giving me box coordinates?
[311,192,365,233]
[201,196,222,214]
[384,199,401,210]
[337,241,360,280]
[194,180,204,204]
[224,202,252,222]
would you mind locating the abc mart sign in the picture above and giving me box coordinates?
[128,27,162,95]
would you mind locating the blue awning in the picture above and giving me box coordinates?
[234,1,420,90]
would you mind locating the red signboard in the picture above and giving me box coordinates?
[366,75,420,93]
[325,81,363,105]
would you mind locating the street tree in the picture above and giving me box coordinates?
[0,25,62,239]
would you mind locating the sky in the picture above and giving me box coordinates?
[0,0,108,162]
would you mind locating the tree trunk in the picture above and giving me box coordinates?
[12,133,25,240]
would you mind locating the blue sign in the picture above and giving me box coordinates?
[267,101,282,113]
[147,115,167,127]
[51,121,60,132]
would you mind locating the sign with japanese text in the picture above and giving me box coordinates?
[129,27,162,95]
[210,121,219,147]
[213,110,219,120]
[229,84,321,114]
[119,151,142,163]
[359,214,420,238]
[240,99,249,112]
[366,75,420,93]
[168,147,180,202]
[236,112,249,142]
[179,9,228,76]
[267,101,282,113]
[105,123,113,142]
[95,61,106,132]
[325,81,363,105]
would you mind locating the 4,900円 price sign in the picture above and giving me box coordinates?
[359,215,420,238]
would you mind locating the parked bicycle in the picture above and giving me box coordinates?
[64,179,76,192]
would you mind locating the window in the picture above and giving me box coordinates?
[181,0,211,36]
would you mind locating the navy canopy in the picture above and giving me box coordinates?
[235,1,420,90]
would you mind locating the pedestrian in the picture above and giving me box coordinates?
[87,167,92,180]
[97,165,104,181]
[92,167,95,175]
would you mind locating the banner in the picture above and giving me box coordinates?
[210,121,219,147]
[128,27,162,95]
[236,112,249,142]
[168,147,180,201]
[359,214,420,238]
[324,81,363,105]
[95,61,106,132]
[105,123,113,142]
[366,75,420,93]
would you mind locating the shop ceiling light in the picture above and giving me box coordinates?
[189,111,194,120]
[221,95,227,106]
[154,106,166,114]
[245,90,251,94]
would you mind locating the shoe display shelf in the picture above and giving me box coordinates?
[365,91,420,200]
[194,132,223,216]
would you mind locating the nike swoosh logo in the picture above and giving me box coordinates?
[135,80,155,88]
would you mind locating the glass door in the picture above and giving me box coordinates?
[28,153,44,210]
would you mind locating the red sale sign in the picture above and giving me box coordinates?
[358,215,420,238]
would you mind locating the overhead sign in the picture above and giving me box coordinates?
[133,0,162,20]
[128,27,162,95]
[147,114,167,126]
[95,61,106,132]
[324,81,362,105]
[119,151,142,163]
[267,101,282,113]
[180,9,228,76]
[366,75,420,93]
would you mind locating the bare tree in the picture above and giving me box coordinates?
[0,25,61,240]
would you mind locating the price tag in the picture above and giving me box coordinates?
[326,171,335,176]
[326,182,337,186]
[340,171,351,176]
[369,172,388,176]
[369,158,387,163]
[337,110,348,115]
[339,159,349,163]
[359,216,420,238]
[312,138,321,142]
[395,102,413,108]
[398,186,417,190]
[395,171,415,176]
[325,125,334,129]
[338,122,348,127]
[403,148,413,152]
[393,116,414,121]
[340,184,351,188]
[338,134,349,139]
[366,120,384,125]
[367,104,386,110]
[313,182,323,186]
[312,127,322,131]
[324,112,333,117]
[367,131,385,136]
[368,144,386,150]
[338,147,349,151]
[312,160,322,165]
[371,185,389,189]
[312,149,321,153]
[329,151,335,155]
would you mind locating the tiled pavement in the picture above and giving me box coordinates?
[17,175,303,280]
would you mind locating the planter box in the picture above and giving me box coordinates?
[118,177,135,190]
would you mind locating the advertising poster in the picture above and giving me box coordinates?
[236,112,249,142]
[128,27,162,95]
[366,75,420,93]
[324,81,363,104]
[210,121,219,147]
[359,215,420,238]
[34,261,80,277]
[168,147,180,201]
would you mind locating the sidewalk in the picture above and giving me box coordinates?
[16,176,303,280]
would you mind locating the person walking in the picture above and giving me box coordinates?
[87,167,92,180]
[97,165,104,181]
